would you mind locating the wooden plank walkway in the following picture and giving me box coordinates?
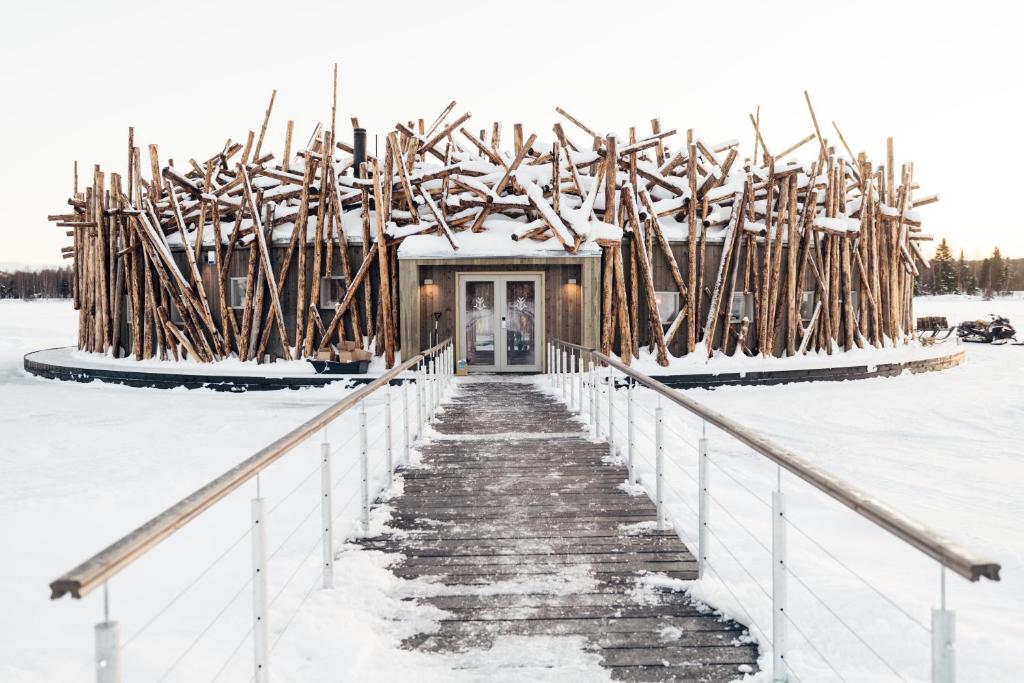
[360,378,759,681]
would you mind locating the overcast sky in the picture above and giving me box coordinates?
[2,0,1021,265]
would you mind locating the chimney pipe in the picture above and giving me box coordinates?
[353,128,366,178]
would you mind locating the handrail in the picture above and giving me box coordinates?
[550,338,1001,583]
[49,339,452,600]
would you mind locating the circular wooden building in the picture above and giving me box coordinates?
[51,92,935,374]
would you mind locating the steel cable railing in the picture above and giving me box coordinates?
[547,337,1001,683]
[48,339,454,683]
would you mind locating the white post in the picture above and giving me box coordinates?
[560,349,567,396]
[569,352,576,410]
[359,401,369,535]
[251,492,269,683]
[607,365,615,458]
[548,343,553,383]
[772,472,788,683]
[932,567,956,683]
[95,585,120,683]
[590,356,598,439]
[416,364,425,438]
[402,378,411,465]
[384,383,393,487]
[627,379,635,485]
[698,424,709,579]
[321,431,333,589]
[430,357,439,415]
[655,404,664,531]
[576,352,583,413]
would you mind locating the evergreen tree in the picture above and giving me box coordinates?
[990,247,1004,293]
[956,251,968,294]
[979,258,992,292]
[932,238,956,294]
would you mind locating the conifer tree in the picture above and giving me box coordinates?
[932,238,956,294]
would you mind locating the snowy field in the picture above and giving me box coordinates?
[573,294,1024,682]
[1,297,1022,681]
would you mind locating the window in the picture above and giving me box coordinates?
[653,291,679,324]
[169,301,184,325]
[320,276,346,309]
[800,291,816,321]
[229,277,247,310]
[729,292,753,323]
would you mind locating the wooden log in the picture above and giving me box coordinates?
[702,189,746,356]
[685,144,698,353]
[611,246,632,364]
[600,248,614,355]
[371,158,396,367]
[303,131,334,357]
[239,167,293,360]
[317,248,377,350]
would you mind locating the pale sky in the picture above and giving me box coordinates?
[2,0,1021,265]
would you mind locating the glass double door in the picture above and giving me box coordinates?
[459,274,543,372]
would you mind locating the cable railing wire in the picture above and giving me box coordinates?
[123,522,252,649]
[785,564,910,681]
[783,515,930,633]
[155,574,254,682]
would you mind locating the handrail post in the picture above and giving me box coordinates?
[772,470,788,682]
[430,357,438,415]
[402,377,411,465]
[94,585,120,683]
[607,364,615,458]
[359,400,369,535]
[627,379,635,485]
[321,430,333,589]
[560,348,567,396]
[698,424,709,579]
[251,490,269,683]
[548,342,557,385]
[590,354,598,439]
[569,351,576,410]
[655,403,664,531]
[932,567,956,683]
[576,350,583,414]
[416,362,425,438]
[384,383,393,487]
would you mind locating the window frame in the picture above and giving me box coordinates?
[800,290,816,322]
[652,290,679,325]
[729,291,754,323]
[319,275,347,309]
[228,277,247,310]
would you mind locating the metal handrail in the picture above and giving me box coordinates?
[49,339,453,600]
[550,337,1001,583]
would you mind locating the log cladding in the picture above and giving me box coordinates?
[51,78,934,368]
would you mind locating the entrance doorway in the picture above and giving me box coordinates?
[457,273,544,372]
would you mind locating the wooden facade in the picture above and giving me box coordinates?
[54,88,931,371]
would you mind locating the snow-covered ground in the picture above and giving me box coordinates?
[567,294,1024,682]
[0,300,609,682]
[1,297,1021,681]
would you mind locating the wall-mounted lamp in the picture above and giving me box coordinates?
[567,278,578,285]
[422,278,433,285]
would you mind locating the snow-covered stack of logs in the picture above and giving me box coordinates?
[51,82,935,368]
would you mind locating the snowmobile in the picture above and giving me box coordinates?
[956,315,1020,344]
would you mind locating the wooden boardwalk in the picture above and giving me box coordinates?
[360,378,758,681]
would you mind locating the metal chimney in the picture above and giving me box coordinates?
[353,128,366,178]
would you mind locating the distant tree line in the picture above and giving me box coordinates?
[918,240,1020,298]
[0,267,74,299]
